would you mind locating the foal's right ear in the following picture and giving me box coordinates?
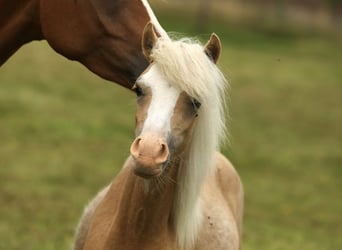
[204,33,221,64]
[142,22,159,61]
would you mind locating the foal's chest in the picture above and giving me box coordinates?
[195,186,240,249]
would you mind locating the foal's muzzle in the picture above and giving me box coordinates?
[130,133,169,179]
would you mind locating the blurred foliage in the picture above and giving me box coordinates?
[151,0,342,34]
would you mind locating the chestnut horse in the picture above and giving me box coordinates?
[73,23,243,250]
[0,0,168,88]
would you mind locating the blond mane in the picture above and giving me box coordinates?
[151,37,229,250]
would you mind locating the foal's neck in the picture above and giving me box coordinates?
[0,0,42,65]
[117,160,178,232]
[84,157,179,250]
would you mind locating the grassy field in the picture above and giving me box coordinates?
[0,9,341,250]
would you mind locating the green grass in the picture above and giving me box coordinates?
[0,12,341,250]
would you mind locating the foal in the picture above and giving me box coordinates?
[74,23,243,250]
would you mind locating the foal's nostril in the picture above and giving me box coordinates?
[160,143,167,155]
[155,142,169,165]
[130,137,142,159]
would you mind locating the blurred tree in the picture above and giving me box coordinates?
[245,0,289,26]
[274,0,287,24]
[196,0,212,31]
[327,0,342,27]
[289,0,341,28]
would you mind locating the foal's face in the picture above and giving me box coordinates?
[130,22,221,179]
[130,64,200,179]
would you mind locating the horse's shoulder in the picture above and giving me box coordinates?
[214,152,242,190]
[214,152,244,234]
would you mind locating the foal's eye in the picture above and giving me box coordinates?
[133,84,143,97]
[192,99,201,110]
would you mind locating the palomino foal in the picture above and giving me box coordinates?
[74,23,243,250]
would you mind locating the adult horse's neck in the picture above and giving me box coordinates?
[0,0,153,88]
[83,157,178,250]
[0,0,42,65]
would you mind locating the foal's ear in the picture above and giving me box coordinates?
[204,33,221,64]
[142,22,159,61]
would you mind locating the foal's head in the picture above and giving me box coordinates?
[130,23,223,179]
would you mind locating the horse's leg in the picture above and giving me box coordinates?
[73,185,110,250]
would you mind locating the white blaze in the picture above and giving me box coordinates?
[138,64,180,136]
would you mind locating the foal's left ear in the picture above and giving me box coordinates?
[204,33,221,64]
[142,22,159,61]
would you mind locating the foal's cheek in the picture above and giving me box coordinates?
[170,118,195,150]
[169,92,198,149]
[170,129,185,150]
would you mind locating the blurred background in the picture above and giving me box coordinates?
[0,0,341,249]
